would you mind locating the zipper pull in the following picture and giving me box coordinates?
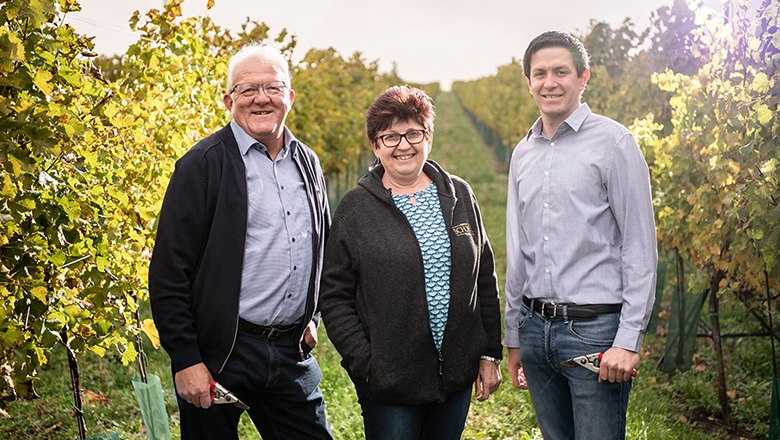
[438,352,444,376]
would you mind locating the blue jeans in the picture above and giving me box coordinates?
[177,328,332,439]
[356,386,472,440]
[516,302,632,440]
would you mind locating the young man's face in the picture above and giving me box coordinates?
[527,46,590,128]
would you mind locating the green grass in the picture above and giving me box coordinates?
[2,91,773,439]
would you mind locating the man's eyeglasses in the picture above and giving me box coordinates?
[229,81,288,98]
[375,129,429,148]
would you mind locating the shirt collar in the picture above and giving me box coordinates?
[526,103,591,140]
[230,120,297,159]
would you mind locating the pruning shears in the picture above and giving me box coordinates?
[210,381,250,410]
[560,352,637,377]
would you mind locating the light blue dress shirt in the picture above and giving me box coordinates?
[231,120,313,326]
[504,104,657,352]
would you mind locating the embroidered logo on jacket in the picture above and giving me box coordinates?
[452,223,473,236]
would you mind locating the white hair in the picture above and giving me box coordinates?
[225,44,292,92]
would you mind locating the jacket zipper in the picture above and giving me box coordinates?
[295,147,321,359]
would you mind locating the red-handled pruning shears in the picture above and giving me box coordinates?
[210,382,250,410]
[560,352,637,377]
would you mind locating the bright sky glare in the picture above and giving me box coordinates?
[64,0,726,90]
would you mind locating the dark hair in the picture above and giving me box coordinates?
[366,85,435,144]
[523,31,590,78]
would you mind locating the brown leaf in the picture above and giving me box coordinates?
[83,390,110,405]
[727,389,737,399]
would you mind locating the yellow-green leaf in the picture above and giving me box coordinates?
[754,103,772,125]
[33,69,54,96]
[761,158,778,175]
[30,286,47,303]
[142,318,161,349]
[0,173,16,198]
[750,72,770,94]
[121,344,138,365]
[49,251,66,267]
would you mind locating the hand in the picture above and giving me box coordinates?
[174,362,214,409]
[598,347,639,383]
[303,320,318,349]
[507,348,528,390]
[474,359,502,401]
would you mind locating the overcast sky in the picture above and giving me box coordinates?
[65,0,725,89]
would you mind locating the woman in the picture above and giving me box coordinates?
[320,85,502,439]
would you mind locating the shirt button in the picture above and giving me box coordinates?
[287,211,291,216]
[545,268,550,273]
[550,142,555,147]
[292,238,296,243]
[544,236,549,241]
[293,266,297,270]
[281,185,285,190]
[544,171,549,176]
[287,294,292,298]
[544,202,549,208]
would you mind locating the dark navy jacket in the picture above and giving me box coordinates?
[149,124,330,374]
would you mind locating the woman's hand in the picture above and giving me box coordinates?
[474,359,502,401]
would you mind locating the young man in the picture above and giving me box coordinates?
[504,31,657,439]
[149,44,332,439]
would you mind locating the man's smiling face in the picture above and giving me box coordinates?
[223,58,294,151]
[527,46,590,131]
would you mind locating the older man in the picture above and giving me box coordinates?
[149,44,332,439]
[505,31,657,439]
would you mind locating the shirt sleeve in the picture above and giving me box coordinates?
[607,133,658,352]
[504,147,527,349]
[469,185,503,359]
[319,213,371,382]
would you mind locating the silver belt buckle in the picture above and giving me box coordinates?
[541,301,557,319]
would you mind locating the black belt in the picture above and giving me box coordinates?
[238,319,298,339]
[522,296,621,320]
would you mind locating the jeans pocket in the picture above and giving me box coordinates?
[567,313,619,346]
[516,304,531,332]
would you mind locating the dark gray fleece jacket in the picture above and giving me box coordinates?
[320,160,502,405]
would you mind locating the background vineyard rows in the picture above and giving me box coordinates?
[0,0,778,437]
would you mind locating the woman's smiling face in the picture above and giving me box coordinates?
[373,119,432,185]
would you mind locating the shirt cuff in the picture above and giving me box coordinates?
[613,327,644,353]
[504,324,520,348]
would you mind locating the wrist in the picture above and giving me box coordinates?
[480,355,500,365]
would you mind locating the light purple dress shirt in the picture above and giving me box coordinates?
[504,103,657,352]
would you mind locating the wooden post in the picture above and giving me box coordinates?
[675,249,686,366]
[61,330,87,439]
[708,269,730,423]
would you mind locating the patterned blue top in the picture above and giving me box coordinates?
[392,182,452,352]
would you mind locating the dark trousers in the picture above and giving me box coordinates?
[177,328,332,439]
[356,385,472,440]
